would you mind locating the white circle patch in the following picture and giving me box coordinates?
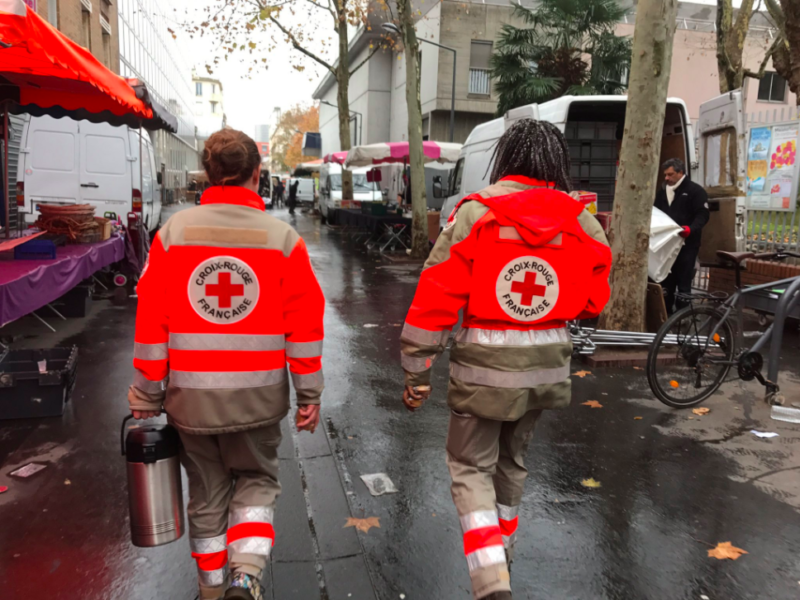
[188,256,260,324]
[496,256,559,322]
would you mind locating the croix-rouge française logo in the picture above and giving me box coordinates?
[188,256,260,324]
[495,256,560,322]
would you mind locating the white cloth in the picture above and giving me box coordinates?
[649,207,685,283]
[666,175,686,206]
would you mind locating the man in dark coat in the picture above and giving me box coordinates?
[288,180,299,215]
[654,158,710,313]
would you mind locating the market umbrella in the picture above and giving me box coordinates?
[323,151,348,165]
[0,0,176,237]
[344,141,462,168]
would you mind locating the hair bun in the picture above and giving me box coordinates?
[202,129,261,187]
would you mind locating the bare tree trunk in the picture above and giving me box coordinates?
[399,0,429,259]
[779,0,800,105]
[716,0,757,93]
[336,20,354,200]
[599,0,679,332]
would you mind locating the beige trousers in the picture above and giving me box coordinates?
[178,423,282,598]
[446,408,542,600]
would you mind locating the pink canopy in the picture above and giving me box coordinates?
[344,141,462,168]
[323,152,348,164]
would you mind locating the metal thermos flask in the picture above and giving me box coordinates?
[121,414,184,547]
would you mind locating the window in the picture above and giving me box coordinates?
[103,32,112,68]
[758,72,787,103]
[196,82,202,96]
[81,9,92,51]
[212,84,217,94]
[210,101,218,114]
[469,41,492,95]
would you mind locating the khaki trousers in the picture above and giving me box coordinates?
[178,423,282,598]
[446,408,542,600]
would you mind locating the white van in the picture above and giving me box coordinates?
[16,115,162,232]
[318,164,384,224]
[289,177,316,207]
[436,96,696,230]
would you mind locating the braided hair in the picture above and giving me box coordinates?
[488,119,573,192]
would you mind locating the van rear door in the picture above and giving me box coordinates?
[697,90,746,258]
[79,123,133,221]
[21,116,80,217]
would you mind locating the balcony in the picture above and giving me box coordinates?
[469,68,491,96]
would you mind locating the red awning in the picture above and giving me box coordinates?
[0,0,167,130]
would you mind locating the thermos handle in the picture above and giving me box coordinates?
[121,414,134,456]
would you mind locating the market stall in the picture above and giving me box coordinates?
[0,0,176,330]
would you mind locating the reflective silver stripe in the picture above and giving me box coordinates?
[228,536,273,557]
[134,342,168,361]
[171,369,287,389]
[496,504,519,522]
[198,566,229,587]
[169,333,284,352]
[401,323,450,347]
[401,353,436,373]
[191,534,228,555]
[286,340,323,358]
[229,506,274,529]
[133,370,165,395]
[460,510,499,533]
[502,532,517,550]
[291,370,324,389]
[465,545,507,572]
[455,327,570,346]
[450,363,570,388]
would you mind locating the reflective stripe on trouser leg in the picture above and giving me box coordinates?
[227,506,275,558]
[191,534,229,587]
[497,503,519,551]
[460,510,507,572]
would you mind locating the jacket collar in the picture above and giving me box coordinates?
[200,186,265,211]
[498,175,557,190]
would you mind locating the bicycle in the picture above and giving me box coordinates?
[647,249,800,408]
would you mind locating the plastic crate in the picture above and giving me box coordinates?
[570,161,618,179]
[568,141,618,161]
[0,346,79,420]
[568,122,618,141]
[14,238,57,260]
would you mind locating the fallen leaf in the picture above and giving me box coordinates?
[688,416,695,420]
[633,366,643,370]
[708,541,747,560]
[363,324,379,328]
[693,407,710,415]
[670,380,680,388]
[344,517,381,533]
[634,416,643,420]
[581,478,602,488]
[64,479,71,486]
[582,400,603,408]
[573,370,592,378]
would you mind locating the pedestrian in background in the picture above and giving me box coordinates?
[655,158,710,313]
[129,129,325,600]
[400,120,612,600]
[288,179,299,215]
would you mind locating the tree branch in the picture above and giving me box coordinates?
[305,0,336,20]
[744,33,785,79]
[350,41,385,76]
[267,16,337,76]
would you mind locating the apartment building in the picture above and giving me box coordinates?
[193,71,226,141]
[313,0,795,155]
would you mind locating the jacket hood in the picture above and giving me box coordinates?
[476,185,586,246]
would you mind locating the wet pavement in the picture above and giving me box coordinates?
[1,204,800,600]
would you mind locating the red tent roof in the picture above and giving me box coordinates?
[0,0,169,129]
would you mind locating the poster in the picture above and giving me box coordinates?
[746,127,770,193]
[745,123,799,212]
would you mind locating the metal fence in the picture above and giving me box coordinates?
[468,68,491,96]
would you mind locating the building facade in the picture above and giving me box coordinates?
[117,0,200,200]
[255,124,271,165]
[313,0,797,155]
[193,71,226,141]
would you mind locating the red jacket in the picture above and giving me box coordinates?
[131,186,325,433]
[401,176,611,419]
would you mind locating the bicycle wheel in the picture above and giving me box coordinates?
[647,304,735,408]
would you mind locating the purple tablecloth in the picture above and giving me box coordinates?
[0,235,125,326]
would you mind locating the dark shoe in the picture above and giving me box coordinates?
[483,593,512,600]
[224,573,264,600]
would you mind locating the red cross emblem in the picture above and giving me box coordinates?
[510,272,547,307]
[206,272,244,308]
